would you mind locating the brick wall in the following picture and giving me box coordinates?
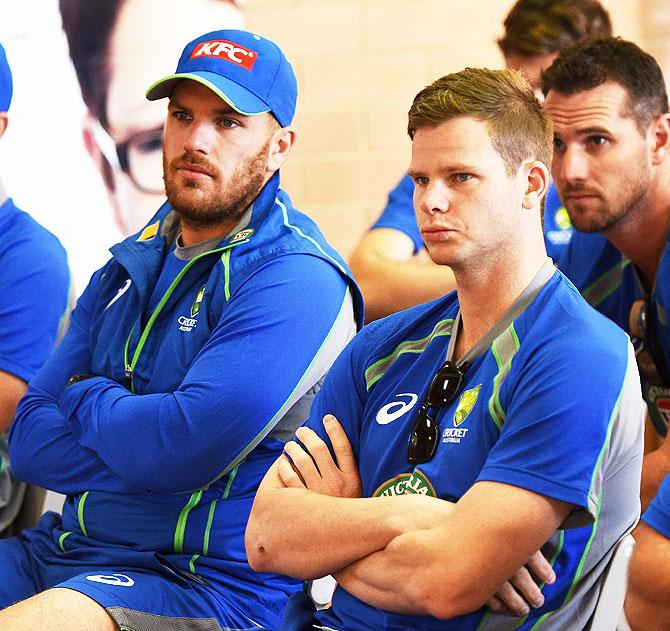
[246,0,642,259]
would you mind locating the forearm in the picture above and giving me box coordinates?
[9,389,135,494]
[0,371,27,433]
[625,523,670,631]
[246,479,423,579]
[354,256,455,322]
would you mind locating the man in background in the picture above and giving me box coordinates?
[543,37,670,510]
[59,0,244,236]
[350,0,612,321]
[0,42,70,536]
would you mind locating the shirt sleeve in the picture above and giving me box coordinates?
[370,174,423,254]
[56,255,353,494]
[0,222,70,383]
[477,326,641,529]
[9,269,140,495]
[642,474,670,538]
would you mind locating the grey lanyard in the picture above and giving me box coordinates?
[446,258,556,367]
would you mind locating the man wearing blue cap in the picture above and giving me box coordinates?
[0,30,362,629]
[0,44,70,536]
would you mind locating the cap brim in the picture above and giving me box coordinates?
[145,71,271,117]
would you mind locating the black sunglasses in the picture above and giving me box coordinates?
[407,360,468,465]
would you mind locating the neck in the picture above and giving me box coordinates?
[453,242,547,360]
[178,217,240,248]
[604,168,670,292]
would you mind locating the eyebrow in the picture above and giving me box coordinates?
[168,97,243,117]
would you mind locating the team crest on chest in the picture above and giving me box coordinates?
[373,469,436,497]
[230,228,254,244]
[441,384,481,444]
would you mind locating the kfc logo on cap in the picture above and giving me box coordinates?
[190,40,258,71]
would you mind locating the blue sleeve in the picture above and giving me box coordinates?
[304,324,383,463]
[370,174,423,254]
[9,269,140,495]
[56,255,351,494]
[642,474,670,538]
[477,325,630,525]
[0,220,70,382]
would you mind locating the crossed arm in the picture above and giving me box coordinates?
[246,415,570,619]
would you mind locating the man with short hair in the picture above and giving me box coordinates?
[543,37,670,509]
[59,0,245,235]
[0,29,362,630]
[0,42,70,536]
[246,67,643,629]
[349,0,612,321]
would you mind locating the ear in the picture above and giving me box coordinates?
[521,160,550,210]
[0,113,9,138]
[649,113,670,165]
[267,125,295,173]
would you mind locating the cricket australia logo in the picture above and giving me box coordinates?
[442,384,481,443]
[374,470,436,497]
[178,285,206,332]
[191,285,206,317]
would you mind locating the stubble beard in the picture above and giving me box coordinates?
[164,141,270,229]
[564,162,652,234]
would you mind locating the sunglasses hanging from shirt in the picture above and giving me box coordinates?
[408,258,557,465]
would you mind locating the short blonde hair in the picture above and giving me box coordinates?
[408,67,553,177]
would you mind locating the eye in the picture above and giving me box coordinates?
[172,110,191,122]
[588,135,609,147]
[413,176,429,187]
[553,137,564,151]
[453,173,472,183]
[219,118,240,129]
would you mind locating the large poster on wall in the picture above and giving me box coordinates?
[0,0,244,294]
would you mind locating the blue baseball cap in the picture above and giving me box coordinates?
[146,29,297,127]
[0,43,13,113]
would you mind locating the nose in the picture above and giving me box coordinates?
[183,120,216,154]
[415,181,449,216]
[557,145,589,184]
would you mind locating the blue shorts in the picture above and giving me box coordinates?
[0,512,272,630]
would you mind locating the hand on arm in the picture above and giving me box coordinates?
[331,481,570,619]
[246,415,454,579]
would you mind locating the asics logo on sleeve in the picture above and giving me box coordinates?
[104,279,132,310]
[376,393,418,425]
[85,573,135,587]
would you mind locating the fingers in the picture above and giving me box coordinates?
[493,580,531,617]
[277,455,306,489]
[322,414,357,474]
[294,426,340,479]
[283,439,322,487]
[485,595,508,614]
[526,549,556,585]
[509,566,544,610]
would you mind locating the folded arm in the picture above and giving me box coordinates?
[52,257,350,493]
